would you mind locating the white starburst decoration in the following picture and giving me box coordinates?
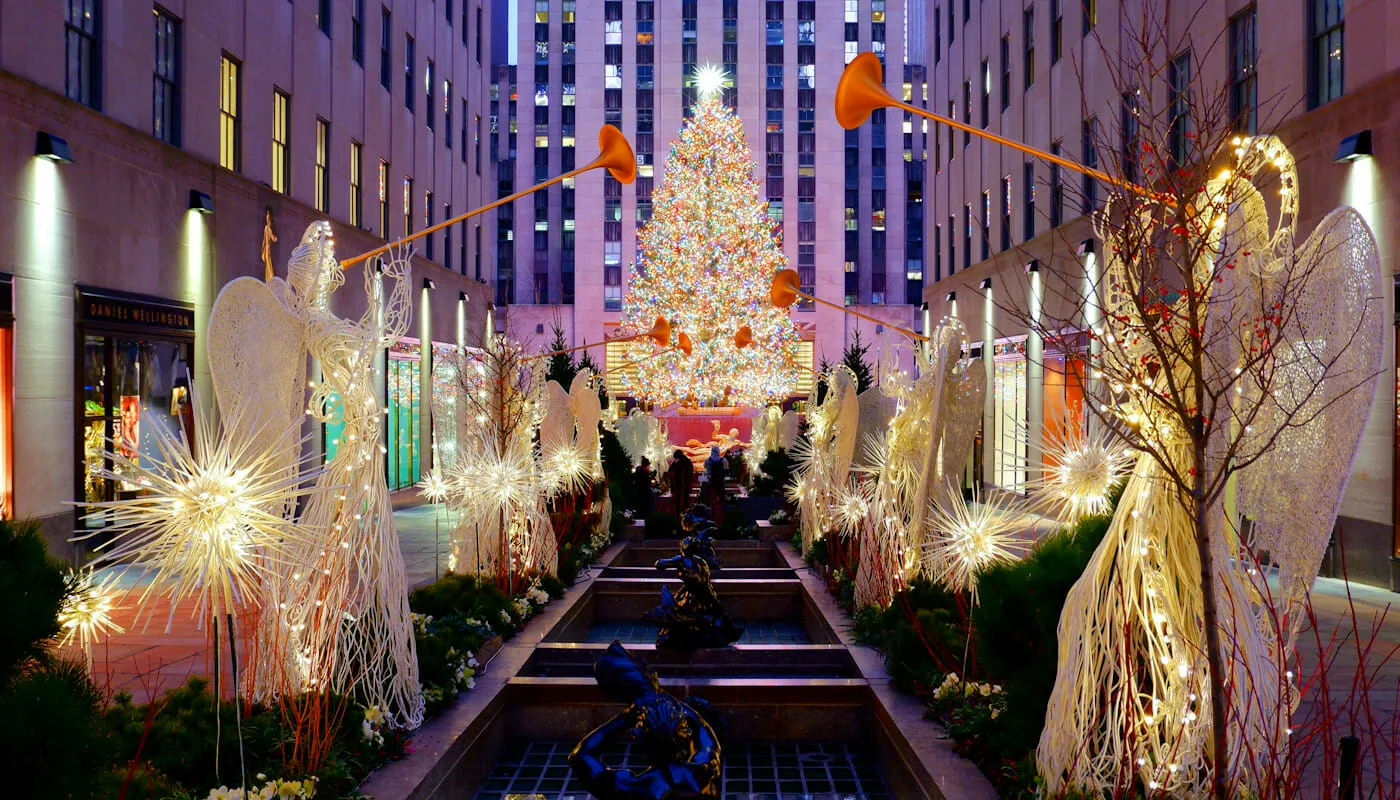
[692,63,729,98]
[76,403,326,623]
[541,442,593,498]
[924,491,1026,602]
[420,468,450,504]
[1030,425,1131,521]
[57,568,124,668]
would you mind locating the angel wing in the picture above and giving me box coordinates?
[207,277,308,470]
[939,358,986,486]
[569,370,603,469]
[1231,206,1384,614]
[539,380,574,457]
[778,409,800,450]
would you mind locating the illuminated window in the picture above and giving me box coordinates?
[350,141,363,228]
[219,55,240,171]
[271,89,290,194]
[314,118,329,212]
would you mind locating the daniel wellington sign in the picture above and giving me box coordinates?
[77,288,195,333]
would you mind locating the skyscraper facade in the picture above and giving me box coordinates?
[500,0,927,387]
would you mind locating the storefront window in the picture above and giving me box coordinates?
[81,336,193,524]
[1042,348,1086,468]
[386,339,422,490]
[992,340,1027,492]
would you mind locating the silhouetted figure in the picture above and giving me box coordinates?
[679,504,721,571]
[634,456,654,518]
[666,449,695,514]
[568,641,723,800]
[703,446,727,509]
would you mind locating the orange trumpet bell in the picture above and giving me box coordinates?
[591,123,638,185]
[834,53,893,131]
[770,269,802,309]
[734,325,754,349]
[642,316,672,347]
[677,332,693,356]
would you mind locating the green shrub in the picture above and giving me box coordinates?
[600,430,635,509]
[610,509,628,535]
[0,660,110,800]
[864,579,964,693]
[0,519,68,686]
[539,573,566,599]
[644,512,679,539]
[716,503,756,539]
[804,536,829,567]
[971,512,1112,755]
[410,573,517,639]
[750,448,795,497]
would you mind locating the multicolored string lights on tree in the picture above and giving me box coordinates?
[620,72,800,407]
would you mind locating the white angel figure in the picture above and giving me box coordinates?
[1037,137,1383,795]
[207,222,423,728]
[853,320,985,608]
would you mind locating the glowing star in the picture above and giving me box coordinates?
[1030,425,1131,521]
[541,442,592,498]
[923,491,1025,602]
[76,401,327,622]
[57,568,124,667]
[420,468,450,504]
[692,64,728,98]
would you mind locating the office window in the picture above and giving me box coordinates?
[934,5,941,62]
[446,0,452,24]
[1168,50,1192,168]
[1051,0,1063,63]
[963,205,972,271]
[474,225,482,280]
[425,59,435,129]
[1121,91,1138,184]
[378,159,390,237]
[1082,0,1096,35]
[461,99,469,163]
[403,177,413,238]
[981,60,990,127]
[404,34,415,112]
[351,0,364,63]
[947,101,955,160]
[948,214,955,275]
[445,81,453,148]
[1049,140,1063,227]
[476,7,483,63]
[981,190,991,259]
[462,0,469,46]
[152,7,180,146]
[314,119,329,213]
[475,114,482,173]
[444,203,452,271]
[425,191,434,261]
[1000,35,1010,111]
[379,7,391,89]
[963,81,971,147]
[999,177,1011,251]
[1023,7,1035,89]
[271,89,290,193]
[219,54,240,171]
[1309,0,1343,107]
[1082,117,1098,212]
[1230,7,1257,132]
[1022,162,1035,242]
[934,224,942,281]
[350,141,363,228]
[66,0,101,109]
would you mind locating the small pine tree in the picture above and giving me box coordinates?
[814,357,833,405]
[544,323,577,388]
[840,329,875,394]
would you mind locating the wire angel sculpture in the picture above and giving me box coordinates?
[1036,137,1384,795]
[852,319,986,608]
[206,222,424,729]
[787,365,862,553]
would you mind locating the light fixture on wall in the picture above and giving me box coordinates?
[1077,239,1095,256]
[423,277,436,290]
[945,291,957,302]
[1335,130,1373,163]
[459,290,469,302]
[1024,260,1040,274]
[188,190,215,214]
[979,277,993,290]
[36,132,73,164]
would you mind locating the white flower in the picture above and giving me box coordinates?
[467,654,480,668]
[363,705,386,725]
[466,676,476,690]
[499,609,513,624]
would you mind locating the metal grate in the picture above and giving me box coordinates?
[583,620,810,645]
[474,739,891,799]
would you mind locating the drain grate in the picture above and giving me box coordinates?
[582,619,811,645]
[474,740,891,799]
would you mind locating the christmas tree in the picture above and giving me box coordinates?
[620,72,801,407]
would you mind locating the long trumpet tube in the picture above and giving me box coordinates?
[770,269,929,342]
[341,125,636,270]
[836,53,1159,202]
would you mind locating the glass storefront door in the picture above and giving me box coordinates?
[80,335,194,527]
[386,340,422,491]
[992,340,1028,493]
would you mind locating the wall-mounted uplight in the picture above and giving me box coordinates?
[189,189,215,214]
[1077,239,1096,256]
[979,277,993,290]
[423,277,437,290]
[459,290,469,302]
[36,132,73,164]
[1335,130,1373,163]
[1024,260,1041,274]
[945,291,957,302]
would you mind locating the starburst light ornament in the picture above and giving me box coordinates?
[77,403,325,624]
[1029,425,1131,521]
[923,491,1025,603]
[420,468,450,504]
[692,63,728,98]
[57,568,124,668]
